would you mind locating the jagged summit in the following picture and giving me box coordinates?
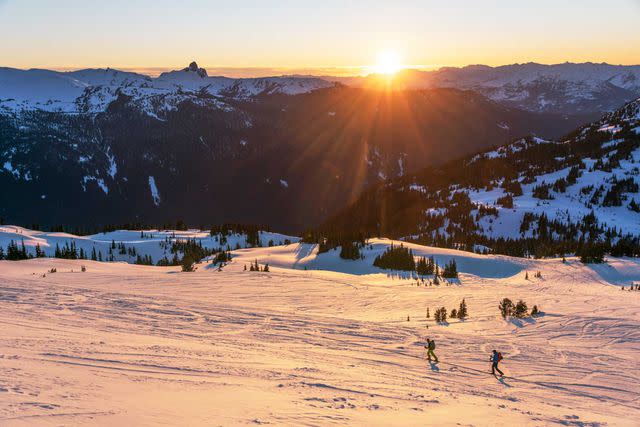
[182,61,207,78]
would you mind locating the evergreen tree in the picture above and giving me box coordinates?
[20,240,28,259]
[458,299,468,319]
[579,242,605,264]
[263,263,269,272]
[499,298,514,319]
[181,255,195,272]
[373,244,416,271]
[514,300,528,318]
[442,259,458,278]
[339,241,361,260]
[91,247,97,261]
[531,305,539,317]
[450,308,458,318]
[426,308,430,318]
[416,257,429,276]
[434,307,447,323]
[0,246,4,260]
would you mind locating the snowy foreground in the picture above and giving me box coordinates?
[1,239,640,426]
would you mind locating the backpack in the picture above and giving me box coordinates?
[428,341,436,350]
[497,352,503,362]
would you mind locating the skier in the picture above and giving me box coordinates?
[490,349,504,377]
[425,338,438,362]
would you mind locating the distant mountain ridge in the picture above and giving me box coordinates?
[2,60,633,233]
[329,62,640,115]
[0,61,336,115]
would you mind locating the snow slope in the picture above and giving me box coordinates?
[1,240,639,425]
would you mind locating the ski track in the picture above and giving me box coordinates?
[1,249,639,426]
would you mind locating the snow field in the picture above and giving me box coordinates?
[1,239,639,425]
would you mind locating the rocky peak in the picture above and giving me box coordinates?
[183,61,207,78]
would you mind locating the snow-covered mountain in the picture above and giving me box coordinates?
[322,98,640,257]
[0,71,585,231]
[0,61,335,115]
[332,63,640,115]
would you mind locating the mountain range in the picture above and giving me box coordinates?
[1,61,639,232]
[330,62,640,115]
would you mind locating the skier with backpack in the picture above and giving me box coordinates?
[425,338,438,363]
[490,349,504,377]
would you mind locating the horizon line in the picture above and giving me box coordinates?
[4,60,640,79]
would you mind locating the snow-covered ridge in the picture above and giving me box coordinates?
[0,226,299,264]
[420,99,640,241]
[332,62,640,114]
[0,61,336,114]
[431,62,640,90]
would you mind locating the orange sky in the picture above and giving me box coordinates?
[1,0,639,77]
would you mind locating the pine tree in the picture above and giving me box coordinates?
[499,298,514,318]
[514,300,528,318]
[0,246,4,260]
[181,255,195,272]
[525,271,529,280]
[20,240,28,259]
[91,247,97,261]
[435,307,447,323]
[416,257,428,276]
[450,308,458,318]
[426,308,430,318]
[263,263,269,272]
[442,259,458,278]
[458,298,468,319]
[531,305,539,317]
[372,244,415,271]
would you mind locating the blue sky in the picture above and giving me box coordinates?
[1,0,639,75]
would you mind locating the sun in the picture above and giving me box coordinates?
[373,50,403,75]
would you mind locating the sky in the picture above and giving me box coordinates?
[1,0,639,77]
